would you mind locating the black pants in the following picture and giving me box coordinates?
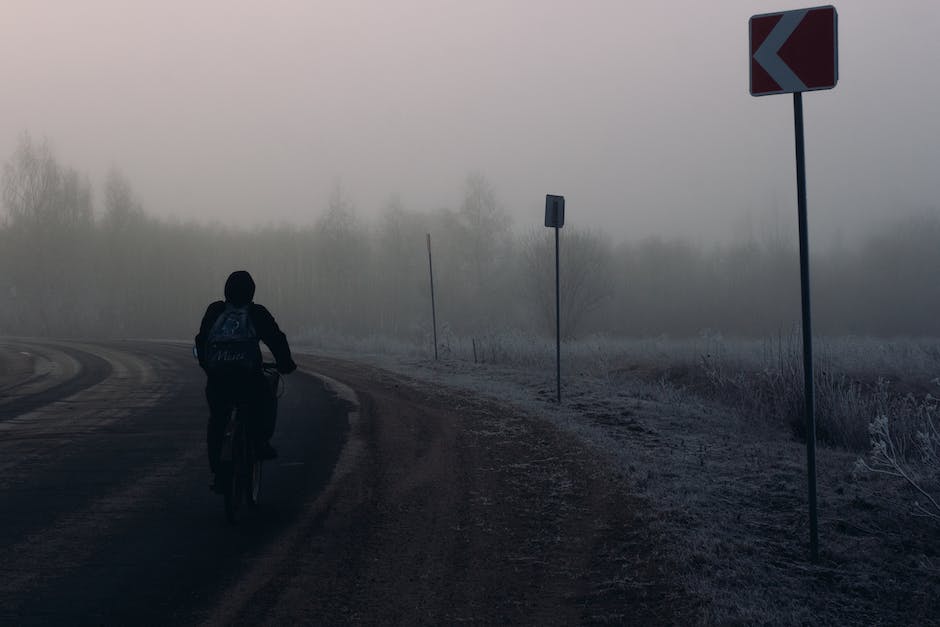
[205,373,277,474]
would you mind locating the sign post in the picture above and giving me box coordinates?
[750,4,837,563]
[545,195,565,403]
[426,233,439,361]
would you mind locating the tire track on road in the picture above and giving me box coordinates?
[1,341,354,626]
[0,341,113,419]
[0,341,182,546]
[0,341,175,489]
[0,447,205,606]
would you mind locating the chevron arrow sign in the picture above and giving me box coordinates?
[750,5,838,96]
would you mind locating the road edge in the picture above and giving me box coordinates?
[202,367,365,626]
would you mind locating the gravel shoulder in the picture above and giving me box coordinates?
[215,354,699,625]
[292,348,940,625]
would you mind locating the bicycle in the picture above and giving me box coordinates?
[217,362,283,524]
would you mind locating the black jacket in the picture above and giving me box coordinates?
[195,302,296,375]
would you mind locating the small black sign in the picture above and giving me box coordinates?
[545,195,565,228]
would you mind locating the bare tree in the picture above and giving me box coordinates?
[1,134,94,334]
[524,228,613,338]
[103,167,144,231]
[2,133,60,226]
[312,180,370,332]
[375,195,423,334]
[98,168,147,332]
[2,133,93,230]
[459,172,510,288]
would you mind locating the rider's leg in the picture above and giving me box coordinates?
[247,375,277,458]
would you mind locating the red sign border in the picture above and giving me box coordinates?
[749,5,839,97]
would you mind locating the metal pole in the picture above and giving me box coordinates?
[555,226,561,403]
[427,233,438,361]
[794,92,819,562]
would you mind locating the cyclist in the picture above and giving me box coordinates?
[195,270,297,491]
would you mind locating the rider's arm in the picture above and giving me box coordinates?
[251,304,297,374]
[195,301,226,371]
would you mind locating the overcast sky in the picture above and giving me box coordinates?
[2,1,938,243]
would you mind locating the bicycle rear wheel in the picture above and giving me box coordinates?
[249,455,263,505]
[224,423,248,524]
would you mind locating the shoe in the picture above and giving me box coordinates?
[258,441,278,460]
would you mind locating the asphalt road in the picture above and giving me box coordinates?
[0,339,352,625]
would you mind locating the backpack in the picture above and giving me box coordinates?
[205,304,261,372]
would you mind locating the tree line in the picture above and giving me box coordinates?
[1,134,938,341]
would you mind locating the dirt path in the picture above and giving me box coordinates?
[212,355,698,625]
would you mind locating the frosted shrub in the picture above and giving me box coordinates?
[697,333,804,434]
[455,332,659,382]
[575,335,614,380]
[468,330,552,367]
[436,322,460,359]
[856,406,940,522]
[695,334,940,453]
[295,326,426,358]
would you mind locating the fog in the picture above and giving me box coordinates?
[2,1,939,340]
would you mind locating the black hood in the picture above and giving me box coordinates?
[224,271,255,306]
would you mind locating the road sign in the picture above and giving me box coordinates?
[545,195,565,228]
[750,5,837,96]
[749,4,840,564]
[544,194,565,402]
